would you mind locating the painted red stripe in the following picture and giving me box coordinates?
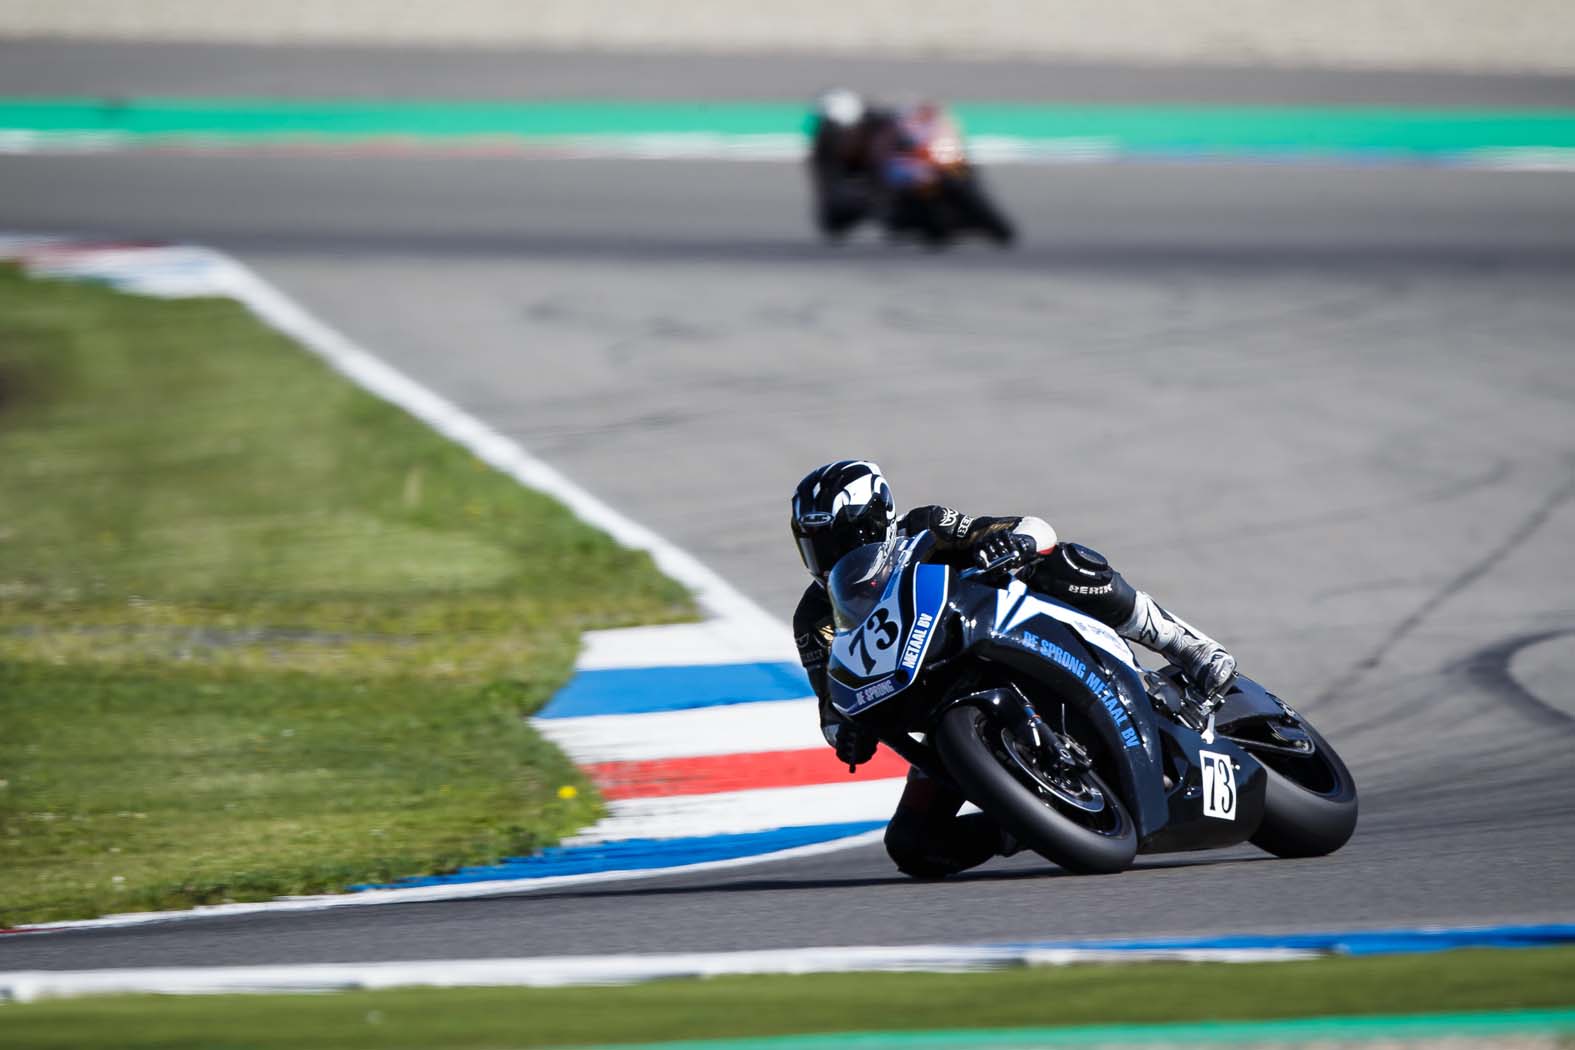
[586,747,910,801]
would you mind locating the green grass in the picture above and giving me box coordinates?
[1,948,1572,1049]
[0,264,693,925]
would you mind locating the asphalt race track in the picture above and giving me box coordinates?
[1,43,1573,970]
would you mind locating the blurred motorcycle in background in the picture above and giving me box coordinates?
[809,90,1016,247]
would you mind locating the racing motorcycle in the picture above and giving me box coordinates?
[811,102,1015,247]
[826,531,1358,874]
[878,104,1016,248]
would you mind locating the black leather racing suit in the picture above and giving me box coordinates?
[791,505,1139,878]
[809,108,896,236]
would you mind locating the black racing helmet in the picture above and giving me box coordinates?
[790,460,896,583]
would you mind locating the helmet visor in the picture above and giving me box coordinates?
[795,512,848,580]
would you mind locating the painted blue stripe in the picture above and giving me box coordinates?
[356,821,884,890]
[536,661,811,719]
[1006,924,1575,956]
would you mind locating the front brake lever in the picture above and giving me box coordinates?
[959,553,1021,581]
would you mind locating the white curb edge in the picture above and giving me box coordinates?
[4,831,885,936]
[0,941,1318,1002]
[216,257,777,629]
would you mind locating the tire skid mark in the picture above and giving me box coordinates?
[1316,471,1575,706]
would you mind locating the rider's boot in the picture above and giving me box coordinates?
[1118,591,1237,701]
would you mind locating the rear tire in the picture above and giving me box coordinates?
[946,177,1016,245]
[936,705,1136,874]
[1247,721,1358,858]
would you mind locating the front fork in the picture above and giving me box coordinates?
[937,686,1086,773]
[875,685,1089,788]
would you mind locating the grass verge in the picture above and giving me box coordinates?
[1,948,1572,1048]
[0,263,693,925]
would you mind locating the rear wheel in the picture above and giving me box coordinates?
[945,177,1016,245]
[936,704,1136,874]
[1235,718,1358,858]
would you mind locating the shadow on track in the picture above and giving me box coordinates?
[479,851,1279,906]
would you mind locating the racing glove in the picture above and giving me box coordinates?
[824,720,879,771]
[973,532,1039,574]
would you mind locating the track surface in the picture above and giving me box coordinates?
[1,44,1573,969]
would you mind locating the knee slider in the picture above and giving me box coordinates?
[883,810,925,864]
[883,811,952,877]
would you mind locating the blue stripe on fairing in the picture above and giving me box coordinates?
[356,821,885,890]
[1006,924,1575,956]
[535,661,811,718]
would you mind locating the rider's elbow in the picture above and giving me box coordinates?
[1014,516,1057,554]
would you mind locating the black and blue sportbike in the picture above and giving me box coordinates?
[826,531,1358,874]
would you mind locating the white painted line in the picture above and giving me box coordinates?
[217,262,777,629]
[566,778,907,844]
[534,697,823,763]
[4,131,1573,170]
[0,942,1318,1002]
[0,129,131,154]
[5,830,887,937]
[1468,146,1575,171]
[576,621,798,670]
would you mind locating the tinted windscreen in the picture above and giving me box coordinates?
[827,540,898,631]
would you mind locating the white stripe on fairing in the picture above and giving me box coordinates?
[533,697,823,764]
[567,777,907,844]
[576,621,798,670]
[0,943,1317,1001]
[6,830,888,937]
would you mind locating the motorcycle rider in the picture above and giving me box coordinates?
[790,459,1237,878]
[808,88,896,237]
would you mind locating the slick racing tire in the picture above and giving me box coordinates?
[1247,720,1358,858]
[945,177,1015,246]
[937,704,1136,875]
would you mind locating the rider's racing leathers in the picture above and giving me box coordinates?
[791,505,1234,878]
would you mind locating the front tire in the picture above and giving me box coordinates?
[936,705,1136,874]
[1246,720,1358,858]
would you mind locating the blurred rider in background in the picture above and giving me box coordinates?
[878,101,958,191]
[789,460,1237,878]
[808,88,896,238]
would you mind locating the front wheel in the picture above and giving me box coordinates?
[936,704,1136,874]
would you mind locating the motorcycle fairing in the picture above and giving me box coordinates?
[1215,672,1299,730]
[981,585,1272,847]
[991,579,1140,674]
[827,539,950,718]
[1138,719,1267,853]
[947,585,1173,838]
